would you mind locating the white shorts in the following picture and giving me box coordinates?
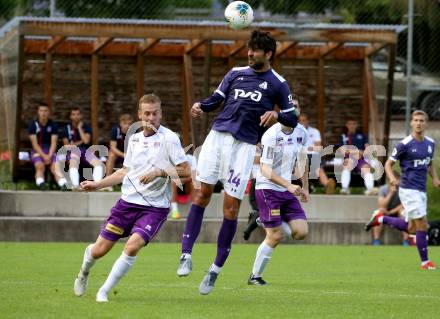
[195,130,256,199]
[399,187,427,221]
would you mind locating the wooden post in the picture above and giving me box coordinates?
[44,53,52,110]
[13,35,25,182]
[202,40,212,140]
[382,44,396,152]
[136,53,144,101]
[363,54,381,144]
[182,52,193,147]
[91,54,99,145]
[316,58,325,142]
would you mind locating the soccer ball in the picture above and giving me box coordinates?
[224,1,254,30]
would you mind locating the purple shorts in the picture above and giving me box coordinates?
[31,147,56,165]
[255,189,307,228]
[100,198,169,245]
[66,147,90,166]
[344,155,370,171]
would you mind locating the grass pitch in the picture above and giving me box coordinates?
[1,242,440,319]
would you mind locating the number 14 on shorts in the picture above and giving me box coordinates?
[228,169,241,187]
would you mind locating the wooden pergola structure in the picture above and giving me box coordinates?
[0,17,404,181]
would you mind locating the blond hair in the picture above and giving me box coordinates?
[411,110,428,121]
[138,93,161,109]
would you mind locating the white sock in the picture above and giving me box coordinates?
[171,202,178,211]
[181,253,191,259]
[281,222,292,237]
[252,241,273,277]
[364,172,374,190]
[93,165,104,182]
[341,169,351,190]
[99,252,137,294]
[36,177,44,186]
[69,168,80,187]
[57,177,67,187]
[209,263,222,274]
[80,244,96,275]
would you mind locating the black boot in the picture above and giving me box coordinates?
[243,210,260,240]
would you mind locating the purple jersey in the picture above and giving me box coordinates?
[201,66,296,145]
[390,135,436,192]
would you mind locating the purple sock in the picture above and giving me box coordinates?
[382,216,408,232]
[416,231,429,262]
[214,218,238,268]
[181,204,205,254]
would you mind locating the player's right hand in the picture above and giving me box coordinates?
[80,180,99,191]
[287,184,303,196]
[389,178,399,187]
[191,103,203,119]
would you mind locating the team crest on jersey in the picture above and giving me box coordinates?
[296,137,302,143]
[428,145,433,154]
[47,127,52,133]
[259,81,268,90]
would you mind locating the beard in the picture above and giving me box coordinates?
[249,61,265,70]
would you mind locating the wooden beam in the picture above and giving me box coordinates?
[201,40,212,141]
[228,40,246,57]
[276,41,297,57]
[44,53,53,111]
[136,54,144,101]
[182,53,193,146]
[320,42,343,58]
[185,39,205,55]
[316,58,326,140]
[365,43,387,56]
[138,38,160,55]
[382,44,396,152]
[92,37,113,54]
[46,35,66,53]
[24,39,368,60]
[91,54,99,144]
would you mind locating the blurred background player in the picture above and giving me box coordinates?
[61,107,102,189]
[369,171,409,246]
[105,113,134,181]
[248,121,309,285]
[28,103,67,190]
[365,110,440,270]
[339,119,377,195]
[74,94,190,302]
[176,30,299,296]
[298,113,335,194]
[170,151,197,219]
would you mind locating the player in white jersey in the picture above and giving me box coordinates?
[248,122,310,285]
[73,94,190,302]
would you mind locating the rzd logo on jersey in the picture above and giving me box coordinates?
[414,157,431,167]
[234,89,262,102]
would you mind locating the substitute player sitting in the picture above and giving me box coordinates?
[248,121,309,285]
[73,94,190,302]
[365,110,440,269]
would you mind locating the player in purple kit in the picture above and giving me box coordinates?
[365,110,440,270]
[175,30,299,295]
[248,121,309,285]
[61,107,103,189]
[28,103,67,190]
[73,94,190,302]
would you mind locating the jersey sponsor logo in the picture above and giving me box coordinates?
[105,223,124,235]
[259,81,268,90]
[233,89,262,102]
[145,224,152,231]
[414,157,431,167]
[270,209,280,216]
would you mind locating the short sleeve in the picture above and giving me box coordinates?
[123,136,133,168]
[166,133,187,166]
[215,69,234,98]
[110,126,118,141]
[314,128,321,143]
[28,121,36,135]
[260,131,276,165]
[83,123,92,135]
[60,126,68,139]
[50,122,58,134]
[389,142,405,162]
[277,82,297,113]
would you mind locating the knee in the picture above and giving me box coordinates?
[124,241,143,257]
[223,205,239,220]
[193,189,212,207]
[91,243,109,259]
[267,231,284,246]
[293,229,308,240]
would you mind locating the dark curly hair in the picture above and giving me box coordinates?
[247,30,277,62]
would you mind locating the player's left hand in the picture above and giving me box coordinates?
[260,111,278,127]
[139,169,162,184]
[300,189,309,203]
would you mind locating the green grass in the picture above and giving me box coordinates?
[1,243,440,319]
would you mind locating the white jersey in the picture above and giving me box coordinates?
[121,125,187,208]
[305,126,321,154]
[256,123,308,192]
